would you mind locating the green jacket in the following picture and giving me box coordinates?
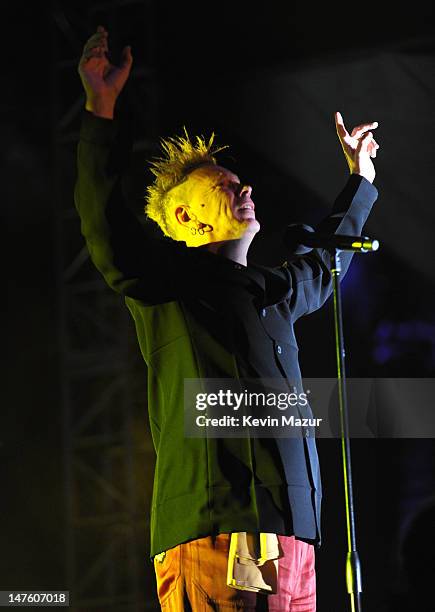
[75,111,378,559]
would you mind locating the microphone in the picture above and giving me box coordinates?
[284,223,380,255]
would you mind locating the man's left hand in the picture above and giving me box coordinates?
[334,111,380,184]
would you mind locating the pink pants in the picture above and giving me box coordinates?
[153,533,316,611]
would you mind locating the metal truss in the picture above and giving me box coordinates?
[51,1,159,609]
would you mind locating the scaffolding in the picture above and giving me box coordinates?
[51,1,159,609]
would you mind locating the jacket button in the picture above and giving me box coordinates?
[261,309,266,317]
[276,345,282,354]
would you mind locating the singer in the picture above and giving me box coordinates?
[75,26,380,611]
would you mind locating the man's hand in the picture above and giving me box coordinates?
[78,26,133,119]
[334,111,380,184]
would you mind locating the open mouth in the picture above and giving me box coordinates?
[238,204,255,211]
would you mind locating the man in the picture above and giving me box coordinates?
[76,25,379,611]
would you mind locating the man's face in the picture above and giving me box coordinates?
[173,164,260,243]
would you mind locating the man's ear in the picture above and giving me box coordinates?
[175,205,193,227]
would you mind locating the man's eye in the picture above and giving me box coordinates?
[214,181,240,192]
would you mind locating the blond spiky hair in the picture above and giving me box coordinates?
[145,128,228,237]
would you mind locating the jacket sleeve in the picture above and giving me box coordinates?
[283,174,379,321]
[74,111,187,303]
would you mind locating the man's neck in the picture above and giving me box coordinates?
[200,235,253,267]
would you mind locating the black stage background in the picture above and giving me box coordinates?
[3,2,435,610]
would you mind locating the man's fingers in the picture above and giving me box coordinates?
[79,47,109,73]
[81,27,109,63]
[85,30,108,45]
[335,111,344,124]
[120,45,133,69]
[82,46,106,61]
[334,111,353,145]
[84,36,108,54]
[356,131,374,153]
[334,111,347,134]
[351,122,378,139]
[83,29,108,53]
[368,138,379,158]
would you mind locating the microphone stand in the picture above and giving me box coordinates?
[331,249,363,612]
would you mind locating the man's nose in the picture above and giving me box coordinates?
[240,184,252,198]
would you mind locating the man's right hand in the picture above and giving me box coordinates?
[334,112,379,184]
[78,26,133,119]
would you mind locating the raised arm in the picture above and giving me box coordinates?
[75,27,186,302]
[283,112,380,321]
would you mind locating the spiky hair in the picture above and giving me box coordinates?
[145,129,228,237]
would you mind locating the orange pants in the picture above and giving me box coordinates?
[153,533,316,611]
